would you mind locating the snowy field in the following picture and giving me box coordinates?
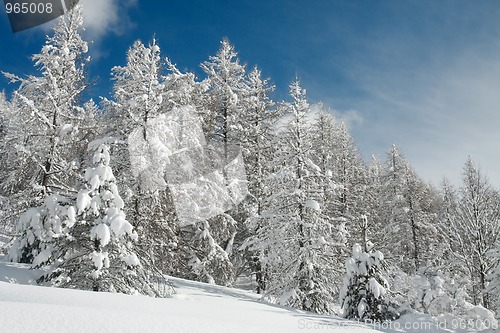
[0,255,493,333]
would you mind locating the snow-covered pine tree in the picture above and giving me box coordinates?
[3,5,90,263]
[48,142,169,296]
[340,216,399,321]
[248,80,342,314]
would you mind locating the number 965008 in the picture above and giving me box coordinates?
[5,2,53,14]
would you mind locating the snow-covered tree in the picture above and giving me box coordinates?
[487,248,500,317]
[163,58,207,111]
[2,4,88,194]
[200,38,248,152]
[109,38,164,140]
[233,66,280,292]
[247,80,343,313]
[172,38,251,286]
[0,91,6,140]
[391,266,498,327]
[105,38,184,277]
[375,145,442,274]
[47,142,168,296]
[183,220,234,286]
[442,159,500,309]
[311,108,363,248]
[0,91,12,234]
[107,37,165,196]
[340,237,399,321]
[3,5,91,263]
[8,193,73,265]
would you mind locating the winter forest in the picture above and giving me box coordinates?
[1,5,499,327]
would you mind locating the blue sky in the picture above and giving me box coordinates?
[1,0,500,186]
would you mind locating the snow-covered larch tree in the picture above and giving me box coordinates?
[105,38,184,278]
[2,4,88,194]
[487,248,500,317]
[107,38,165,212]
[200,38,248,152]
[311,108,360,257]
[236,66,280,292]
[0,91,12,234]
[174,38,250,286]
[376,145,441,274]
[0,91,6,141]
[248,80,343,314]
[443,159,500,309]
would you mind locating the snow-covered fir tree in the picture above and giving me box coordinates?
[8,193,73,265]
[47,142,169,296]
[340,217,399,322]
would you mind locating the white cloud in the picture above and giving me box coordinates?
[79,0,137,41]
[36,0,136,42]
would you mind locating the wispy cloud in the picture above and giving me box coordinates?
[337,109,364,128]
[343,43,500,186]
[305,2,500,186]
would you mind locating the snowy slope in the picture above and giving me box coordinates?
[0,256,383,333]
[2,256,493,333]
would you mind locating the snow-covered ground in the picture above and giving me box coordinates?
[0,255,494,333]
